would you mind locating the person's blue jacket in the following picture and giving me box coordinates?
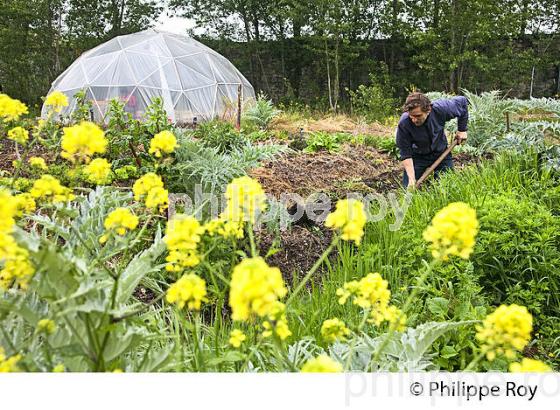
[396,96,469,161]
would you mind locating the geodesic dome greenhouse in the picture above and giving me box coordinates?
[41,29,255,123]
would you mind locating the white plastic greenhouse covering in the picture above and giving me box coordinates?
[41,29,255,123]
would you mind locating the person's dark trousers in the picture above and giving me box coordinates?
[402,151,454,187]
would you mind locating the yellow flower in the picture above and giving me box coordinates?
[0,346,21,372]
[164,215,204,272]
[149,130,177,158]
[0,93,28,122]
[133,173,164,199]
[229,257,287,321]
[83,158,112,185]
[321,318,351,343]
[100,208,139,243]
[325,199,367,245]
[133,173,168,212]
[61,121,107,163]
[44,91,69,113]
[7,126,29,145]
[423,202,479,261]
[0,189,18,233]
[476,304,533,361]
[29,156,48,170]
[13,193,36,217]
[52,364,65,373]
[145,186,168,212]
[509,358,552,373]
[30,175,75,203]
[223,176,267,224]
[229,329,247,348]
[337,272,390,309]
[203,217,244,239]
[0,241,35,290]
[337,272,404,329]
[301,355,343,373]
[166,273,208,310]
[370,305,407,331]
[37,319,56,335]
[261,301,292,340]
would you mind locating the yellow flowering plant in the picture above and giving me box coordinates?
[0,93,28,122]
[61,121,107,163]
[149,130,177,158]
[300,355,343,373]
[83,158,113,185]
[44,91,69,113]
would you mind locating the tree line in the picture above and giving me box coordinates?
[1,0,559,111]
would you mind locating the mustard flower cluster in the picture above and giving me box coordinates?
[149,130,177,158]
[509,358,552,373]
[262,301,292,341]
[132,172,168,212]
[229,257,287,321]
[166,273,208,310]
[44,91,69,113]
[337,272,406,330]
[28,157,48,170]
[0,346,21,372]
[325,198,367,245]
[423,202,479,261]
[321,318,351,343]
[30,175,75,204]
[61,121,107,163]
[100,208,139,244]
[229,329,247,348]
[7,126,29,145]
[300,355,343,373]
[475,304,533,361]
[83,158,112,185]
[0,93,28,122]
[164,215,204,272]
[0,190,35,290]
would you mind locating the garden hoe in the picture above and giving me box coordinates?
[415,136,460,189]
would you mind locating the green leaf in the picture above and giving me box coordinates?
[427,297,449,317]
[207,350,245,366]
[116,227,166,305]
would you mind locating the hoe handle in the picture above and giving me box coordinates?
[415,138,459,188]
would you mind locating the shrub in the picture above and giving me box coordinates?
[192,120,248,153]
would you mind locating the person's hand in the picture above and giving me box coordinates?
[407,180,416,191]
[455,131,467,145]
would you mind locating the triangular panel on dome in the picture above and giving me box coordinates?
[87,40,123,57]
[174,94,198,123]
[90,56,121,86]
[83,52,120,84]
[123,51,163,86]
[161,61,183,91]
[117,32,153,50]
[111,53,138,85]
[185,86,217,120]
[176,55,214,82]
[206,54,241,83]
[175,60,216,89]
[55,63,88,90]
[127,36,171,57]
[163,35,202,57]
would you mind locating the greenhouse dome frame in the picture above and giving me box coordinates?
[41,29,255,123]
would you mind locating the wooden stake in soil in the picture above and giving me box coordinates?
[236,84,242,130]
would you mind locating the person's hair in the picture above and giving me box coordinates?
[403,92,431,112]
